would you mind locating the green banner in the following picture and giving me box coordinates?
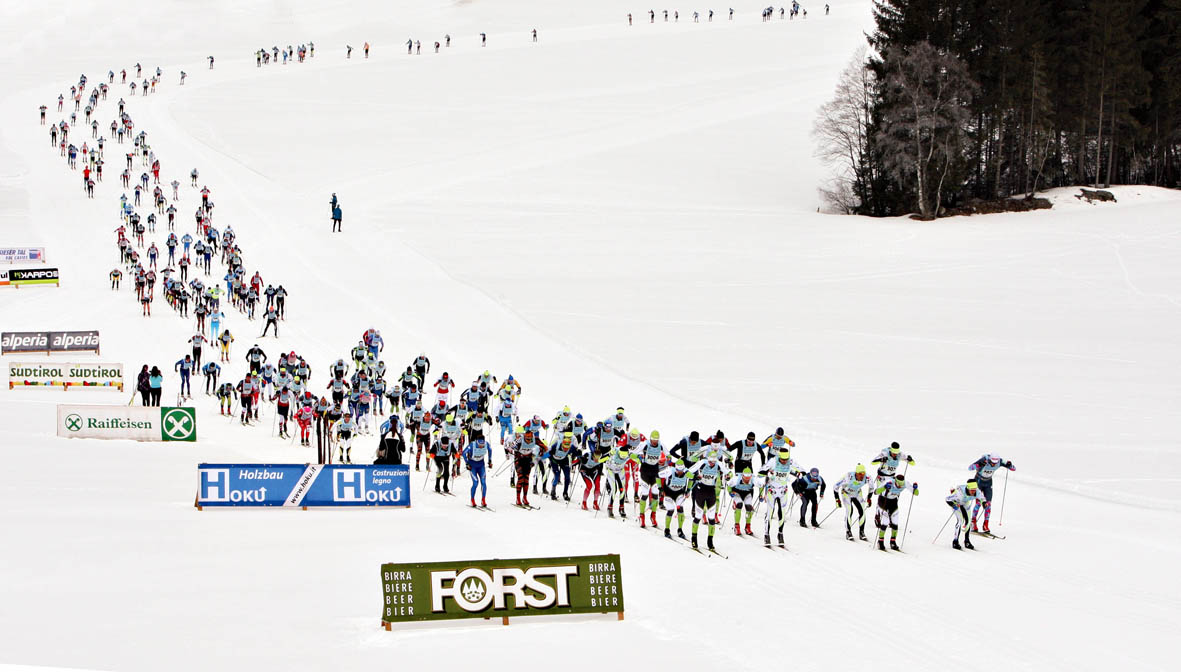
[380,554,623,624]
[160,407,197,441]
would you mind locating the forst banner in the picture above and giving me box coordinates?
[0,267,59,286]
[379,554,624,624]
[196,464,411,508]
[0,247,45,264]
[57,405,196,442]
[1,330,100,354]
[8,362,123,390]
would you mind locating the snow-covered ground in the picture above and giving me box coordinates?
[1,1,1179,670]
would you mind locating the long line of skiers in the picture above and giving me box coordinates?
[200,325,1016,554]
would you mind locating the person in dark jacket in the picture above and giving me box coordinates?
[375,432,405,465]
[136,365,151,405]
[330,204,342,232]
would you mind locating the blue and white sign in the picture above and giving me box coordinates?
[196,464,411,508]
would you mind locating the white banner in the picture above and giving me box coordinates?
[57,405,159,441]
[9,362,123,391]
[0,247,45,264]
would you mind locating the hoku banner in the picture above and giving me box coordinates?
[196,464,411,508]
[0,247,46,264]
[379,554,624,625]
[0,267,59,286]
[57,405,196,441]
[9,362,123,391]
[1,330,100,355]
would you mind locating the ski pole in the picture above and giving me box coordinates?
[932,510,955,544]
[818,503,840,526]
[899,489,916,549]
[999,469,1008,526]
[421,452,433,491]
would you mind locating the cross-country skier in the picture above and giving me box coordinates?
[834,464,872,541]
[947,478,986,549]
[968,453,1015,533]
[871,441,915,486]
[174,354,194,399]
[874,474,917,550]
[759,449,800,546]
[216,381,236,415]
[687,453,724,550]
[728,468,759,535]
[793,467,826,527]
[201,361,220,394]
[635,430,665,527]
[464,437,491,507]
[658,459,693,539]
[335,412,357,463]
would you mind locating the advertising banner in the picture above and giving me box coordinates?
[0,267,58,286]
[1,330,100,355]
[379,554,624,626]
[56,405,196,441]
[8,361,123,390]
[196,464,411,508]
[0,247,45,264]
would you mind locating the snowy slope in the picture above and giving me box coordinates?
[1,1,1179,670]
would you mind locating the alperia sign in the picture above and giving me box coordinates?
[380,554,624,627]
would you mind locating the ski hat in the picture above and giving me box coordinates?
[575,413,583,421]
[988,453,1001,464]
[689,430,700,442]
[715,430,725,440]
[343,412,352,418]
[809,467,820,478]
[440,436,449,444]
[966,478,978,491]
[742,467,753,477]
[855,464,867,476]
[894,474,906,485]
[674,459,686,470]
[775,427,785,435]
[707,453,718,463]
[629,429,639,439]
[650,430,660,440]
[561,432,573,444]
[604,420,614,430]
[746,431,756,441]
[778,450,791,460]
[524,430,534,439]
[889,441,901,454]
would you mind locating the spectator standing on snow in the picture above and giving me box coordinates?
[331,204,342,232]
[148,366,164,406]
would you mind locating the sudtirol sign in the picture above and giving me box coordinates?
[380,554,624,627]
[1,330,100,355]
[56,405,196,441]
[8,362,123,390]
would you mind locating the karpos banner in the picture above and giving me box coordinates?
[196,464,411,508]
[1,330,100,355]
[57,405,196,441]
[0,267,59,286]
[379,554,624,626]
[0,247,45,264]
[9,362,123,390]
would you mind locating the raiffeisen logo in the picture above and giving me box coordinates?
[430,566,579,613]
